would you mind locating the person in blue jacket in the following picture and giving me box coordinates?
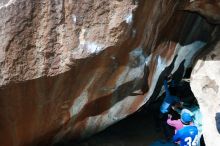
[159,75,181,140]
[173,112,199,146]
[160,78,181,114]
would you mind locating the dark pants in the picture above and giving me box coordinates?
[200,135,205,146]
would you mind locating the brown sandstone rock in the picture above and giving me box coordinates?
[185,0,220,24]
[0,0,218,145]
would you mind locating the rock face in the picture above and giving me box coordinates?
[191,30,220,146]
[0,0,219,146]
[185,0,220,24]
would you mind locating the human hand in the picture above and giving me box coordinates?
[180,102,184,106]
[168,114,172,119]
[182,78,190,82]
[166,74,173,83]
[167,74,173,79]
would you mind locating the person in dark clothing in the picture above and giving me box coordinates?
[158,75,182,141]
[160,79,180,114]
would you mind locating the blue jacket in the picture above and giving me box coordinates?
[160,80,180,113]
[173,125,199,146]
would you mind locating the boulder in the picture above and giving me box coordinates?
[0,0,219,145]
[191,34,220,146]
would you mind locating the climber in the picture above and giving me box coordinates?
[159,74,181,140]
[167,108,194,135]
[167,114,184,134]
[160,74,181,115]
[172,107,204,146]
[173,112,199,146]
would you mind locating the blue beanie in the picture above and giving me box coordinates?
[181,112,192,124]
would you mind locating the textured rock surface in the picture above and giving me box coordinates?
[191,30,220,146]
[0,0,219,146]
[185,0,220,24]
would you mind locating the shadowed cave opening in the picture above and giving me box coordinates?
[55,68,205,146]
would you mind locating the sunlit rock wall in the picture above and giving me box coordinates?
[0,0,217,145]
[188,1,220,146]
[191,29,220,146]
